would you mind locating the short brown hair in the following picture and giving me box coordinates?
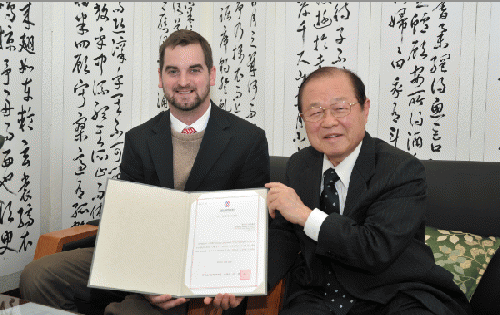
[159,29,213,72]
[297,67,366,113]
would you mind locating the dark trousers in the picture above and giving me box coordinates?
[280,290,435,315]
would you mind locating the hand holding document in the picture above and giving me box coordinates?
[88,179,267,298]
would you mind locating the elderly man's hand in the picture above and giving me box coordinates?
[204,294,244,310]
[144,294,189,310]
[265,182,312,226]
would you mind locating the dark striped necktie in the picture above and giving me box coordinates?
[320,168,355,315]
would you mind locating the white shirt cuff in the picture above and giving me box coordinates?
[304,208,328,241]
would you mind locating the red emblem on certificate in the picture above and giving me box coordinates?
[240,270,251,280]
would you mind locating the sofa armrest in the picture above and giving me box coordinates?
[33,225,98,260]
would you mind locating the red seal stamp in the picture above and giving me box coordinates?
[240,270,251,280]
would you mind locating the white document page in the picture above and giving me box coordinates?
[185,190,267,296]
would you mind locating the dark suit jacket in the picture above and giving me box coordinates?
[119,102,270,191]
[268,133,471,315]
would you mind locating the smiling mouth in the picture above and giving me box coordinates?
[325,134,341,139]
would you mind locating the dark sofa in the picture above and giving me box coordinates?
[420,159,500,315]
[32,156,500,315]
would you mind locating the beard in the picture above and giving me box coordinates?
[165,84,210,112]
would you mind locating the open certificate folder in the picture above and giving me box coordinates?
[88,179,268,298]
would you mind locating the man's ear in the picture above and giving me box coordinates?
[158,68,163,89]
[363,98,370,123]
[209,66,216,86]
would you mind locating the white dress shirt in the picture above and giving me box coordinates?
[169,105,211,133]
[304,141,363,241]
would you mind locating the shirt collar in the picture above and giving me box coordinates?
[322,141,363,190]
[169,104,211,133]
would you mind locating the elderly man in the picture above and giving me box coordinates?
[20,29,270,315]
[266,67,471,315]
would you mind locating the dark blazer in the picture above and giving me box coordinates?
[119,102,270,191]
[268,133,471,315]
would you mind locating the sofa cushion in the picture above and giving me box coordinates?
[425,226,500,300]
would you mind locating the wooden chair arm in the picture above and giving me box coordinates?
[186,278,285,315]
[33,225,98,260]
[246,278,285,315]
[187,299,222,315]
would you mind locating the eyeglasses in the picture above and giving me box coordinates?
[300,101,359,122]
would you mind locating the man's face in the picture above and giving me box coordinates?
[301,73,370,166]
[158,44,216,113]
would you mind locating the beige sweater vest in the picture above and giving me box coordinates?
[171,128,205,191]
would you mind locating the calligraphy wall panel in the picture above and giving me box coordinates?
[282,2,360,156]
[484,3,500,162]
[212,2,266,129]
[61,2,134,229]
[453,2,476,161]
[364,2,382,138]
[377,2,463,160]
[149,2,202,121]
[0,2,42,276]
[468,3,491,162]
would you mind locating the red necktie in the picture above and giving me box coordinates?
[181,127,196,134]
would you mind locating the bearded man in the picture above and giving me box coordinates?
[20,29,270,315]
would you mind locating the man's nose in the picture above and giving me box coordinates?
[321,109,339,127]
[178,72,189,86]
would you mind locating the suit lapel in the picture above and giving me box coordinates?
[149,111,175,188]
[296,148,324,263]
[185,103,231,191]
[343,132,375,217]
[297,148,323,210]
